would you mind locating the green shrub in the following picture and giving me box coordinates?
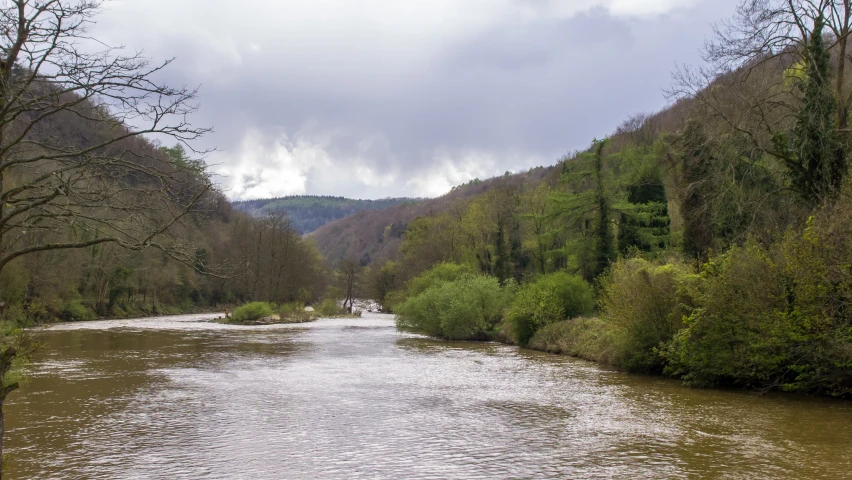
[661,211,852,396]
[508,272,595,346]
[317,299,343,317]
[382,289,405,313]
[405,262,475,298]
[599,258,697,373]
[395,286,444,337]
[396,274,511,340]
[59,299,96,322]
[776,212,852,396]
[109,304,127,318]
[231,302,274,322]
[384,263,476,315]
[661,242,785,387]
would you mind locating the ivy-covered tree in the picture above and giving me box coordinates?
[776,15,846,202]
[553,140,617,281]
[674,120,719,259]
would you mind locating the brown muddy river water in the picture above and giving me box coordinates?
[6,312,852,479]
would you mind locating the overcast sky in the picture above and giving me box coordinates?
[94,0,740,200]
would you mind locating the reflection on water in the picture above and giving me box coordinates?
[6,313,852,479]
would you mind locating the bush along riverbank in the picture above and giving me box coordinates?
[394,241,852,398]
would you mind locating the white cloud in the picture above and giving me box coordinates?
[214,126,548,199]
[216,128,313,200]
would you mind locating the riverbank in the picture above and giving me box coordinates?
[22,306,226,329]
[392,259,852,399]
[523,317,616,366]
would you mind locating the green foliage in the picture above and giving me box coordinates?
[317,299,343,317]
[0,305,27,327]
[508,272,595,346]
[662,242,787,387]
[404,262,475,298]
[278,302,305,316]
[231,302,275,322]
[591,140,617,279]
[396,274,511,340]
[617,180,670,254]
[161,144,205,173]
[59,299,96,323]
[660,205,852,397]
[365,261,400,307]
[554,142,672,280]
[599,258,697,373]
[0,323,40,400]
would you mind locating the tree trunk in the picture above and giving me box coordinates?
[837,4,851,130]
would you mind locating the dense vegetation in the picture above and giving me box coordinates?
[350,2,852,398]
[0,171,330,326]
[232,195,417,234]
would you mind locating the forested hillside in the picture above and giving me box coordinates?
[311,167,556,264]
[0,17,331,327]
[346,2,852,398]
[232,196,417,234]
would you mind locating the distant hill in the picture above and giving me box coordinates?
[231,195,418,234]
[310,167,558,264]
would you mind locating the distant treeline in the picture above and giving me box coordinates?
[232,195,419,234]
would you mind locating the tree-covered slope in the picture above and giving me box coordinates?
[231,195,418,234]
[310,167,558,264]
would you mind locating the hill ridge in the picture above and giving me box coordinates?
[231,195,420,234]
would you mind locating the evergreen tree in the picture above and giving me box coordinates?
[592,140,616,278]
[553,139,617,281]
[676,120,718,259]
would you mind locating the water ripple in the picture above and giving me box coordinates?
[6,313,852,479]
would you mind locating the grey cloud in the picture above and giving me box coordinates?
[96,0,741,199]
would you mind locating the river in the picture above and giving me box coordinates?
[6,312,851,479]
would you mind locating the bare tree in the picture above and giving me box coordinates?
[338,258,361,313]
[670,0,852,144]
[0,1,212,473]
